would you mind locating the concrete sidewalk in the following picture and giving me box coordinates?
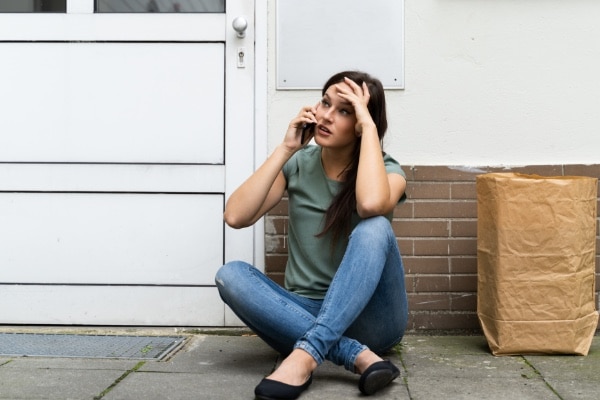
[0,329,597,399]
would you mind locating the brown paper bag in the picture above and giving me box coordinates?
[476,173,598,355]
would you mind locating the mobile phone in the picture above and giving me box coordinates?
[301,123,315,144]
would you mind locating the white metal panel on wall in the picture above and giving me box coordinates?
[276,0,404,89]
[0,0,256,326]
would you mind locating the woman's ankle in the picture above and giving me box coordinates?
[354,349,384,375]
[267,349,317,386]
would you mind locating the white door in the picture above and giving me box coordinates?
[0,0,255,326]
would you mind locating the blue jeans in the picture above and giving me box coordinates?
[215,216,408,373]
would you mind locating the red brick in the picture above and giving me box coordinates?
[393,219,449,237]
[450,294,478,311]
[450,274,478,292]
[406,182,451,199]
[451,182,477,200]
[408,293,451,311]
[448,238,477,256]
[397,239,414,256]
[414,201,477,219]
[409,166,483,182]
[393,202,413,218]
[564,164,600,178]
[414,275,450,292]
[268,199,289,216]
[413,239,452,256]
[403,257,449,274]
[450,256,478,274]
[450,220,477,237]
[265,254,288,273]
[405,275,416,292]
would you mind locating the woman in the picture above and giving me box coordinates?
[215,71,408,400]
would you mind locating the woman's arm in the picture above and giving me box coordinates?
[223,147,289,229]
[223,105,318,229]
[356,125,406,218]
[337,78,406,218]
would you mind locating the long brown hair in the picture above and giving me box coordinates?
[316,71,388,244]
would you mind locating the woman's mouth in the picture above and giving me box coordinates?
[318,125,332,135]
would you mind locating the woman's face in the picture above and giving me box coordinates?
[314,82,359,151]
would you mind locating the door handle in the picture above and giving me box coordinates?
[232,16,248,38]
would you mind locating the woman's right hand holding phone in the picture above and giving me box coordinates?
[281,103,318,153]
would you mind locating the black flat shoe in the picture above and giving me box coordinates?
[358,360,400,395]
[254,375,312,400]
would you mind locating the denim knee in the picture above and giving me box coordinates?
[215,260,248,298]
[350,216,395,244]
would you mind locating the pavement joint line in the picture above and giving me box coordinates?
[395,343,414,400]
[93,361,146,400]
[521,357,565,400]
[0,359,13,367]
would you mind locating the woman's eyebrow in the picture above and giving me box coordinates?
[324,92,352,107]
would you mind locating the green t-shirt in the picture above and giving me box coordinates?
[281,145,406,299]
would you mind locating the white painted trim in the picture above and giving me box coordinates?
[0,14,225,41]
[253,0,268,272]
[223,0,256,267]
[0,164,225,193]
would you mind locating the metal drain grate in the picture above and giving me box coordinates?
[0,333,186,360]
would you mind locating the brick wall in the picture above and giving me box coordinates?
[264,165,600,332]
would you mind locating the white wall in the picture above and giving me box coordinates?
[267,0,600,166]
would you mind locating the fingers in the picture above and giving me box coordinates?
[287,105,317,145]
[336,77,370,105]
[298,105,317,126]
[343,76,362,93]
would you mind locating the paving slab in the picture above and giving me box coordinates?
[104,370,261,400]
[139,335,276,374]
[105,336,277,399]
[399,336,559,399]
[524,339,600,400]
[404,375,553,400]
[0,358,136,400]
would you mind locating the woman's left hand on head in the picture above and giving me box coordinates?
[336,77,376,136]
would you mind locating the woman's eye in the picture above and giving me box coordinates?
[340,109,351,115]
[321,99,330,107]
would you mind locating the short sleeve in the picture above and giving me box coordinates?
[383,153,407,204]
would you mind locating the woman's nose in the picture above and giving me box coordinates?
[322,108,334,121]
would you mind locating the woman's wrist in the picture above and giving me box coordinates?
[358,122,378,138]
[274,142,297,161]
